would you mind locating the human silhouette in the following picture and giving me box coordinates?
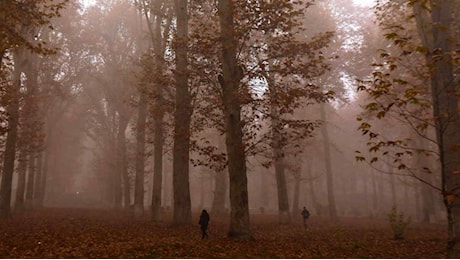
[199,209,210,239]
[301,206,310,232]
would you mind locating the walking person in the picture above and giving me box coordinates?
[199,209,210,239]
[301,206,310,232]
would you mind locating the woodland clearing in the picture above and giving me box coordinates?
[0,208,447,258]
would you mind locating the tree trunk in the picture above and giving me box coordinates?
[292,169,301,217]
[414,135,435,223]
[269,72,291,224]
[151,7,166,223]
[24,152,36,209]
[412,0,460,255]
[115,113,129,210]
[0,50,23,218]
[428,1,460,256]
[34,151,44,208]
[15,147,28,211]
[172,0,192,225]
[151,108,164,221]
[274,153,290,224]
[320,103,337,220]
[122,147,131,209]
[37,123,53,208]
[134,92,147,217]
[117,113,130,209]
[306,162,319,215]
[217,0,251,239]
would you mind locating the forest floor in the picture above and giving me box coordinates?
[0,208,447,258]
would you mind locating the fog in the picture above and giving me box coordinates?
[1,0,450,228]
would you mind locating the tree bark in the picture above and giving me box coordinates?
[172,0,192,225]
[217,0,251,239]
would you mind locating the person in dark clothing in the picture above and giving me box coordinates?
[199,209,210,239]
[301,206,310,232]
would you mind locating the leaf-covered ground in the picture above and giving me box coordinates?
[0,208,447,258]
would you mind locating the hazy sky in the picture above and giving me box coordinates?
[353,0,375,7]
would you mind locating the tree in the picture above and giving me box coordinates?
[172,0,193,225]
[186,0,334,231]
[139,0,175,222]
[319,103,338,220]
[0,0,67,218]
[216,0,251,238]
[356,0,460,256]
[0,49,23,218]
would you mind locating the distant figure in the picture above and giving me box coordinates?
[301,206,310,231]
[199,209,210,239]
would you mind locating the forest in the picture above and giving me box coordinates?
[0,0,459,258]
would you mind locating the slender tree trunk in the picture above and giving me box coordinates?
[274,153,290,224]
[172,0,192,225]
[151,7,166,222]
[15,147,28,211]
[217,0,251,239]
[37,124,53,208]
[117,113,130,209]
[122,157,130,209]
[34,151,43,208]
[269,78,290,224]
[151,109,164,221]
[24,152,36,209]
[306,161,319,215]
[320,103,337,220]
[0,50,23,218]
[113,153,123,209]
[134,92,147,217]
[292,169,301,216]
[115,113,129,210]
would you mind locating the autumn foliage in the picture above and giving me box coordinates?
[0,208,446,258]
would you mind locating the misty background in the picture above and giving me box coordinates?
[0,0,446,227]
